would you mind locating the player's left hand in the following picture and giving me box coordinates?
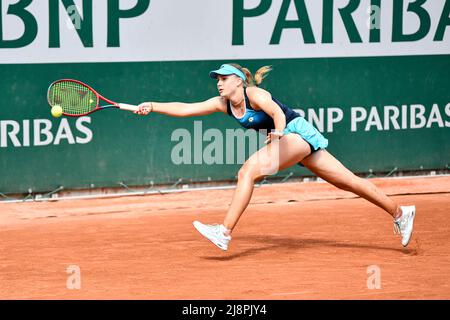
[265,130,284,144]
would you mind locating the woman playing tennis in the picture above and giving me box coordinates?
[135,63,416,251]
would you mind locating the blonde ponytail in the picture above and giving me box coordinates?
[254,66,272,86]
[229,63,273,87]
[241,67,254,87]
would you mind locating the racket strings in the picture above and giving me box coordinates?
[49,81,97,115]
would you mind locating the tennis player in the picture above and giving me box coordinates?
[135,64,416,251]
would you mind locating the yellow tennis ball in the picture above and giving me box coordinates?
[51,105,63,118]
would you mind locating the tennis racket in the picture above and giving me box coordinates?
[47,79,139,117]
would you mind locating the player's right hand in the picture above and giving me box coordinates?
[134,102,153,116]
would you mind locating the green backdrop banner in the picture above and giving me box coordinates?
[1,55,449,194]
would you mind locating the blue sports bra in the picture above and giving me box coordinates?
[226,88,300,130]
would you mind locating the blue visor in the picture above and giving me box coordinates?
[209,64,246,82]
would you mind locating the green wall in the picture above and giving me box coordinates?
[1,55,449,194]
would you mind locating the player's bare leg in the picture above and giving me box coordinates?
[223,134,312,231]
[301,150,400,217]
[301,150,416,246]
[193,134,311,250]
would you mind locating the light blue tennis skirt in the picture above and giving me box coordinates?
[283,117,329,151]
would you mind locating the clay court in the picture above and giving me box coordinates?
[1,175,449,300]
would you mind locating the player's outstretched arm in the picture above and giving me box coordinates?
[134,97,226,117]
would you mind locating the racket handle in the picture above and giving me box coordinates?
[118,103,139,112]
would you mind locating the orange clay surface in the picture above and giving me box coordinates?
[1,176,449,299]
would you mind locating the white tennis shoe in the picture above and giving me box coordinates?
[394,205,416,247]
[193,221,231,251]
